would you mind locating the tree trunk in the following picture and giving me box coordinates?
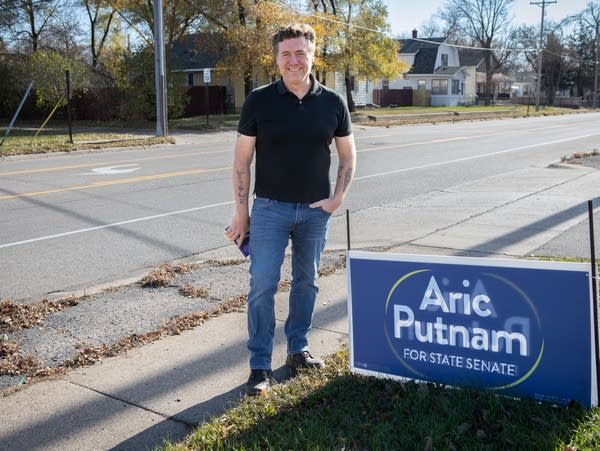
[344,72,355,112]
[546,85,555,106]
[315,70,326,85]
[238,1,254,98]
[244,70,253,97]
[484,50,493,105]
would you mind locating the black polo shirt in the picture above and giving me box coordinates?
[237,76,352,204]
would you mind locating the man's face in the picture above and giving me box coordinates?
[275,36,314,87]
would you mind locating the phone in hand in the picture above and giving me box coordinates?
[236,233,250,257]
[225,227,250,257]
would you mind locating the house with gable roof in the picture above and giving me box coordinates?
[373,30,474,107]
[456,47,487,100]
[169,33,272,115]
[457,48,513,101]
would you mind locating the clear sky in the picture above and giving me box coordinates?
[382,0,590,36]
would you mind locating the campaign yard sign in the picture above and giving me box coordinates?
[347,251,598,408]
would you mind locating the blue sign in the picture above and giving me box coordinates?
[348,251,598,407]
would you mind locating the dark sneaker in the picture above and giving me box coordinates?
[286,351,325,370]
[246,369,273,396]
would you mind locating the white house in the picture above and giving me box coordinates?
[373,30,475,107]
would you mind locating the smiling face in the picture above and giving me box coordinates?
[275,36,314,92]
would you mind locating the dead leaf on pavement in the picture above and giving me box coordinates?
[0,339,45,376]
[0,297,79,333]
[179,284,210,298]
[141,263,199,287]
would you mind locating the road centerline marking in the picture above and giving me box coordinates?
[0,150,230,177]
[0,166,231,201]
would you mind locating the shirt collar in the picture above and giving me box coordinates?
[276,74,322,96]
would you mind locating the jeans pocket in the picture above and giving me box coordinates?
[318,206,333,216]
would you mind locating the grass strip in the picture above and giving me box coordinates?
[1,106,589,156]
[164,347,598,450]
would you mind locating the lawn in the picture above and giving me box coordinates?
[163,347,599,450]
[0,121,171,156]
[0,105,587,156]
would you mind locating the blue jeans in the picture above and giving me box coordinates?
[247,197,331,370]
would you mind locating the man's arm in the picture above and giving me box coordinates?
[310,133,356,213]
[225,133,256,244]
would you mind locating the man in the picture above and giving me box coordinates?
[225,23,356,396]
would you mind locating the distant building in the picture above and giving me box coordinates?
[169,33,273,114]
[372,30,471,107]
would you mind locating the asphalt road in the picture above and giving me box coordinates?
[2,112,600,302]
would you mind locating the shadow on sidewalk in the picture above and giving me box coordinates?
[456,197,599,258]
[1,300,346,451]
[109,365,295,451]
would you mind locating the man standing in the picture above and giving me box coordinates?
[225,23,356,395]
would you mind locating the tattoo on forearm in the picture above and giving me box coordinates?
[236,168,247,205]
[343,167,353,191]
[337,166,353,192]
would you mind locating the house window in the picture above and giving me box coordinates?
[417,79,426,89]
[187,73,194,86]
[452,79,460,95]
[431,79,448,95]
[441,53,448,67]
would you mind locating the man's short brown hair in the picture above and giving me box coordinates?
[272,23,316,55]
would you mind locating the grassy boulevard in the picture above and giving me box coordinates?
[162,348,598,450]
[0,104,588,157]
[3,105,599,449]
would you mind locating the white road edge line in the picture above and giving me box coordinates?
[0,201,234,249]
[354,133,600,181]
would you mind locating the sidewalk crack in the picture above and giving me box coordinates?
[67,380,197,428]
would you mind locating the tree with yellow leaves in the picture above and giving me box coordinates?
[311,0,408,111]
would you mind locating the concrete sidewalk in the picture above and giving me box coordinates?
[1,162,599,451]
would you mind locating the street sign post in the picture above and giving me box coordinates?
[203,69,211,125]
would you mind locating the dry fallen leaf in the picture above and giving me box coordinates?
[179,284,209,298]
[424,436,433,451]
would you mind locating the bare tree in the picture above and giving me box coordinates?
[0,1,19,32]
[312,0,406,111]
[541,31,571,104]
[511,21,574,105]
[118,0,210,47]
[82,0,117,67]
[441,0,515,104]
[5,0,67,52]
[46,2,86,57]
[577,1,600,108]
[419,17,446,39]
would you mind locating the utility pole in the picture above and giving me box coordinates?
[594,21,599,109]
[531,0,557,112]
[153,0,168,137]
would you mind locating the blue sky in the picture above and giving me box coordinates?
[382,0,590,36]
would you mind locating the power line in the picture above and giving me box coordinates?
[262,0,598,64]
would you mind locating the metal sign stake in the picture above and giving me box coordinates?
[346,209,351,251]
[588,199,600,397]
